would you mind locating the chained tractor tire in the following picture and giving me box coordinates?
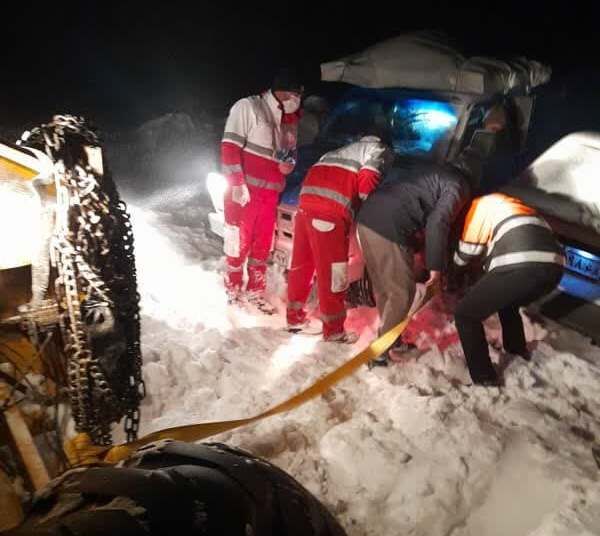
[6,440,347,536]
[1,115,145,506]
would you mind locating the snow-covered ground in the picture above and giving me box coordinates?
[123,177,600,536]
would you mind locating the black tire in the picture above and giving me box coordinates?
[5,440,346,536]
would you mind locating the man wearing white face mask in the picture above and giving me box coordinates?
[221,68,303,311]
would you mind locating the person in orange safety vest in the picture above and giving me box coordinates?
[453,193,564,386]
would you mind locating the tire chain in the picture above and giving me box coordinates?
[26,115,144,445]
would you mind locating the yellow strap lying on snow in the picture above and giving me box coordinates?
[67,289,433,466]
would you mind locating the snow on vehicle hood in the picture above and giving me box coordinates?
[503,131,600,233]
[321,32,551,95]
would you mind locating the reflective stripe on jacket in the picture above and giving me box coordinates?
[454,193,564,272]
[299,136,392,221]
[221,91,299,191]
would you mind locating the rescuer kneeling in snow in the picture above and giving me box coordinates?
[453,193,564,386]
[286,134,393,342]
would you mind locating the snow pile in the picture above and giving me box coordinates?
[125,185,600,536]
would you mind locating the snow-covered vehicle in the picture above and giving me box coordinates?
[207,33,549,296]
[502,132,600,342]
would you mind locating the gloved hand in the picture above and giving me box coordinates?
[231,184,251,207]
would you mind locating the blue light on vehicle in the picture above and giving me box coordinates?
[420,109,457,129]
[405,99,458,130]
[393,99,458,154]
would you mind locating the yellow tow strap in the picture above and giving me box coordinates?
[67,290,433,466]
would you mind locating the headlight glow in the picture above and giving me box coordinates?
[0,181,41,269]
[206,172,228,212]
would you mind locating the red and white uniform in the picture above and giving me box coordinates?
[221,90,299,294]
[287,136,391,337]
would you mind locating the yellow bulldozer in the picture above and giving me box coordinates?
[0,116,348,536]
[0,116,145,528]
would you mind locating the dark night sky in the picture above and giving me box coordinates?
[2,2,600,130]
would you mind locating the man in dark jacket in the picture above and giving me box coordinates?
[357,104,508,366]
[357,162,471,365]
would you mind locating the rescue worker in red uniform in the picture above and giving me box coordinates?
[221,69,303,311]
[453,193,564,386]
[286,135,393,342]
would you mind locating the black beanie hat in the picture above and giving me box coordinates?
[272,68,304,93]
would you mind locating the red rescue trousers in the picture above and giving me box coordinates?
[223,186,278,294]
[286,209,350,337]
